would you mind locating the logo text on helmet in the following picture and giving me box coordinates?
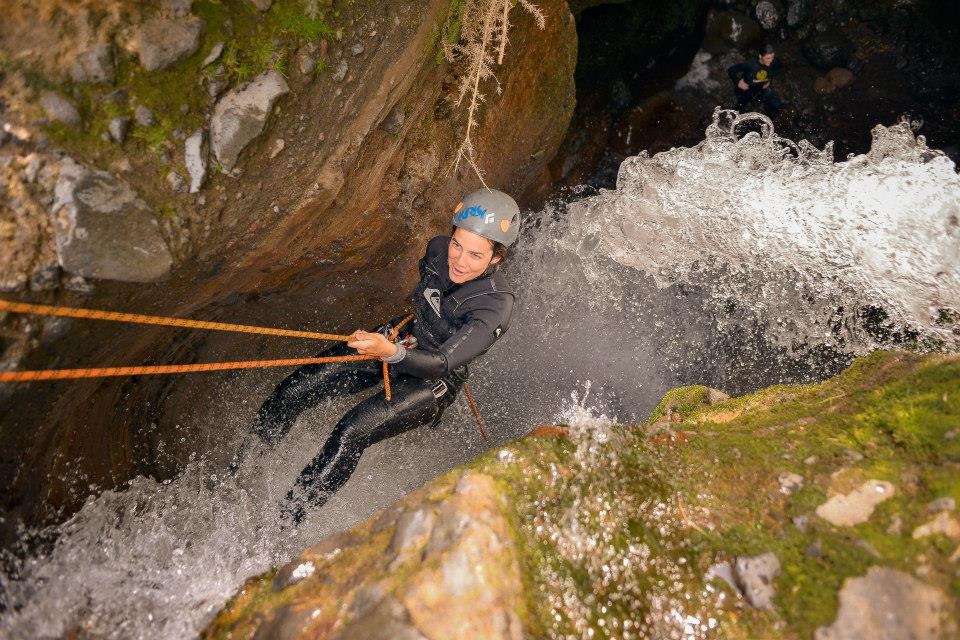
[455,205,495,224]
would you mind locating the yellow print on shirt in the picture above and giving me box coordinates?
[755,69,769,82]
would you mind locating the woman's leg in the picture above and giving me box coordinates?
[284,375,456,521]
[252,316,411,445]
[253,346,381,446]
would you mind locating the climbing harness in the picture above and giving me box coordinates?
[0,300,491,438]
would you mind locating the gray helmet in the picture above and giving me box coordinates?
[451,189,520,246]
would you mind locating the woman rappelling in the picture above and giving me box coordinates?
[251,189,520,523]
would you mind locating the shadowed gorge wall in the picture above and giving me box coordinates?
[0,0,578,549]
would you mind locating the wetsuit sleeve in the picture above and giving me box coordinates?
[395,295,514,379]
[728,62,749,82]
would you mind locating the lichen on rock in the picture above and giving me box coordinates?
[210,70,290,173]
[51,157,173,281]
[205,352,959,639]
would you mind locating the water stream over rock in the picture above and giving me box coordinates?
[1,111,957,639]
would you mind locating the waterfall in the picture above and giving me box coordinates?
[2,110,956,639]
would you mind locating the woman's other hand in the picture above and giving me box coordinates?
[347,330,399,359]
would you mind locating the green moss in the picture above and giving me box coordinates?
[669,353,960,637]
[35,0,341,165]
[432,0,466,64]
[273,3,333,41]
[204,353,958,639]
[646,384,711,423]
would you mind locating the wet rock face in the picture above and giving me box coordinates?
[816,480,895,527]
[203,354,960,640]
[70,44,116,84]
[814,567,951,640]
[126,14,203,72]
[733,552,781,609]
[52,158,172,281]
[210,71,290,172]
[205,472,526,639]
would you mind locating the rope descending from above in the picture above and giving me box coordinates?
[0,355,377,382]
[0,298,374,385]
[0,299,354,342]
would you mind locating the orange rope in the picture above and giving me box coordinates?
[0,299,353,342]
[382,314,415,401]
[462,383,490,441]
[0,355,376,382]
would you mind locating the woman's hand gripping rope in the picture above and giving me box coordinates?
[348,314,413,401]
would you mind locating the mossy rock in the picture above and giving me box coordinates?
[207,351,959,639]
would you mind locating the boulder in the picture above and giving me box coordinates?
[755,1,781,30]
[703,11,764,53]
[912,512,960,540]
[210,71,289,172]
[127,15,203,71]
[778,471,804,495]
[296,47,317,76]
[815,567,950,640]
[134,105,156,127]
[51,158,172,281]
[108,117,131,143]
[70,43,115,84]
[40,92,81,126]
[733,552,781,609]
[814,76,836,94]
[166,170,185,193]
[333,59,348,82]
[201,41,225,68]
[249,0,272,11]
[803,31,853,70]
[928,496,956,513]
[825,67,854,89]
[786,0,813,27]
[816,480,895,526]
[184,129,206,193]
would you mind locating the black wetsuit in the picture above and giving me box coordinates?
[727,58,784,117]
[253,235,514,520]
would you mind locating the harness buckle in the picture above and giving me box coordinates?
[431,380,448,399]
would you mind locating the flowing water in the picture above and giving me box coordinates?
[1,110,957,639]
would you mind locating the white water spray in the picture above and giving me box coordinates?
[560,109,959,352]
[2,111,958,639]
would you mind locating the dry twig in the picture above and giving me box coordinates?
[443,0,545,182]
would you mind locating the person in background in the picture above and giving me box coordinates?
[728,43,784,118]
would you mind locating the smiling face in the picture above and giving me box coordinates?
[448,227,500,283]
[760,52,775,66]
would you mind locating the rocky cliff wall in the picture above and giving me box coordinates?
[205,351,960,639]
[0,0,576,546]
